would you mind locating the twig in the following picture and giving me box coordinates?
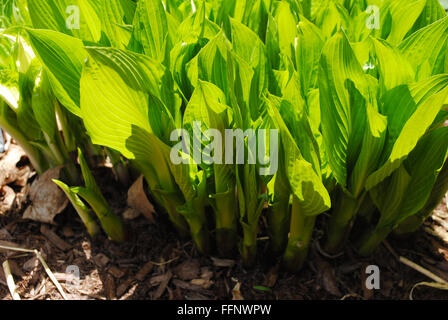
[2,260,20,300]
[340,293,363,300]
[382,240,448,299]
[0,244,67,300]
[34,250,68,300]
[150,257,179,266]
[315,241,344,259]
[0,244,34,253]
[410,282,448,300]
[399,256,447,284]
[76,289,107,300]
[382,240,400,260]
[27,291,48,300]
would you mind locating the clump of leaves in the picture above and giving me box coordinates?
[0,0,447,272]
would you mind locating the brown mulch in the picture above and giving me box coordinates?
[1,147,448,300]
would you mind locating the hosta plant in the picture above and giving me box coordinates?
[0,0,447,273]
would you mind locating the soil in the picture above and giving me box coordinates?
[1,153,448,300]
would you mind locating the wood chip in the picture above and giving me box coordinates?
[148,274,170,287]
[172,278,214,294]
[116,278,136,297]
[317,259,342,297]
[23,256,39,272]
[185,292,210,300]
[108,266,126,279]
[7,259,24,277]
[172,279,200,291]
[174,259,200,281]
[62,226,75,238]
[93,253,110,268]
[105,274,116,300]
[152,271,172,300]
[211,257,235,268]
[190,278,214,289]
[52,272,70,282]
[40,225,72,251]
[135,261,153,281]
[263,267,278,288]
[200,267,214,281]
[119,283,138,300]
[0,228,12,240]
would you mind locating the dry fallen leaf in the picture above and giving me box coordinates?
[127,176,155,218]
[232,282,244,300]
[0,144,27,186]
[126,175,155,222]
[0,185,16,214]
[23,167,68,224]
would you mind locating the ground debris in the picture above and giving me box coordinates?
[104,274,116,300]
[0,144,27,186]
[152,270,172,300]
[211,257,235,268]
[108,266,126,279]
[127,175,155,222]
[174,259,200,281]
[116,277,136,298]
[23,167,68,224]
[93,253,110,268]
[231,282,244,300]
[40,225,71,251]
[190,278,214,289]
[263,267,278,288]
[0,186,16,214]
[316,258,342,297]
[135,261,153,281]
